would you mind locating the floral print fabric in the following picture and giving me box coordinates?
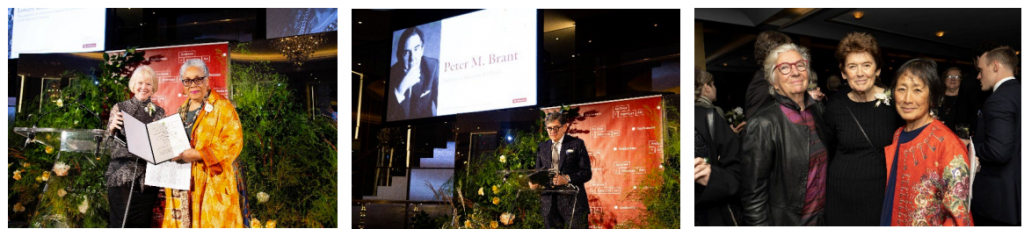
[883,119,973,226]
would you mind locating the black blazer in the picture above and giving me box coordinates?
[971,78,1021,225]
[535,135,592,220]
[387,57,439,121]
[695,106,744,226]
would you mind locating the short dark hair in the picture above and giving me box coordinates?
[892,58,944,113]
[395,27,426,58]
[545,111,568,125]
[755,31,792,65]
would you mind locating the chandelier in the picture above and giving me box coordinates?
[272,33,324,69]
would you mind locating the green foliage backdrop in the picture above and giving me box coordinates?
[8,46,338,228]
[231,57,338,228]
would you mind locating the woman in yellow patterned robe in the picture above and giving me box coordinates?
[162,59,244,228]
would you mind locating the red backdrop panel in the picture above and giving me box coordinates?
[542,95,664,228]
[108,42,231,116]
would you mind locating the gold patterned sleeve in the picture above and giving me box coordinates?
[198,101,244,174]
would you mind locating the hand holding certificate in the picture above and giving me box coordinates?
[122,113,192,164]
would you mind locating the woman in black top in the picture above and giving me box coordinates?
[103,65,165,228]
[823,32,903,225]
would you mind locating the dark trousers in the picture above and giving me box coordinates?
[108,184,158,228]
[543,196,589,229]
[974,213,1018,226]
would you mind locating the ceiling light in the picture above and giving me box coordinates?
[853,11,864,19]
[654,23,658,27]
[358,21,362,25]
[935,31,945,37]
[723,63,728,67]
[555,37,559,41]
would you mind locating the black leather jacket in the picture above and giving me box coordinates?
[740,95,829,226]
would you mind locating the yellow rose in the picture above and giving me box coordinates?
[252,219,262,228]
[464,220,472,228]
[499,155,506,163]
[21,162,30,168]
[265,220,276,228]
[45,146,54,154]
[478,187,484,196]
[492,197,500,205]
[36,175,43,183]
[13,170,22,181]
[492,185,500,194]
[42,171,50,181]
[490,221,499,228]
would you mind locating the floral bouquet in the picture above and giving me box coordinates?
[724,107,745,127]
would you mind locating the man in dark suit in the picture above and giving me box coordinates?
[529,111,592,229]
[971,46,1021,226]
[388,26,439,121]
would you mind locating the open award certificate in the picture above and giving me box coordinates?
[122,113,193,190]
[123,113,191,164]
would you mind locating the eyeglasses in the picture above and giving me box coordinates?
[182,76,208,86]
[545,125,563,132]
[774,60,809,75]
[947,75,961,79]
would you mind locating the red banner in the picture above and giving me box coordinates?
[107,42,231,116]
[542,95,664,228]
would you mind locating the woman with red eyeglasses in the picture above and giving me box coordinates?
[740,43,831,226]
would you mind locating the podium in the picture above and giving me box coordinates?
[496,169,579,195]
[14,127,109,165]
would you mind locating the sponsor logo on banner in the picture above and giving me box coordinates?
[612,104,645,118]
[593,186,621,194]
[82,43,96,48]
[648,140,661,154]
[591,126,620,138]
[512,98,527,103]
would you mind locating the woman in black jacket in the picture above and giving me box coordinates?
[741,43,830,226]
[694,69,743,226]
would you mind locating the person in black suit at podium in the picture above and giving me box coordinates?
[387,26,439,121]
[529,111,592,229]
[971,46,1022,226]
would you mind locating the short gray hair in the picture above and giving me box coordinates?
[545,111,568,125]
[178,59,210,81]
[129,65,159,93]
[763,43,811,95]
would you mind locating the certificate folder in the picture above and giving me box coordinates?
[123,113,191,164]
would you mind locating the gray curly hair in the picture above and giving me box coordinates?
[178,59,210,81]
[762,43,811,95]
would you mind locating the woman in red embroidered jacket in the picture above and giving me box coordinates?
[880,58,972,226]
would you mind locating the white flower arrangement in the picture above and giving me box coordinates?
[257,191,270,203]
[145,102,157,116]
[500,212,516,225]
[53,161,70,177]
[725,107,746,126]
[875,89,892,107]
[78,196,89,214]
